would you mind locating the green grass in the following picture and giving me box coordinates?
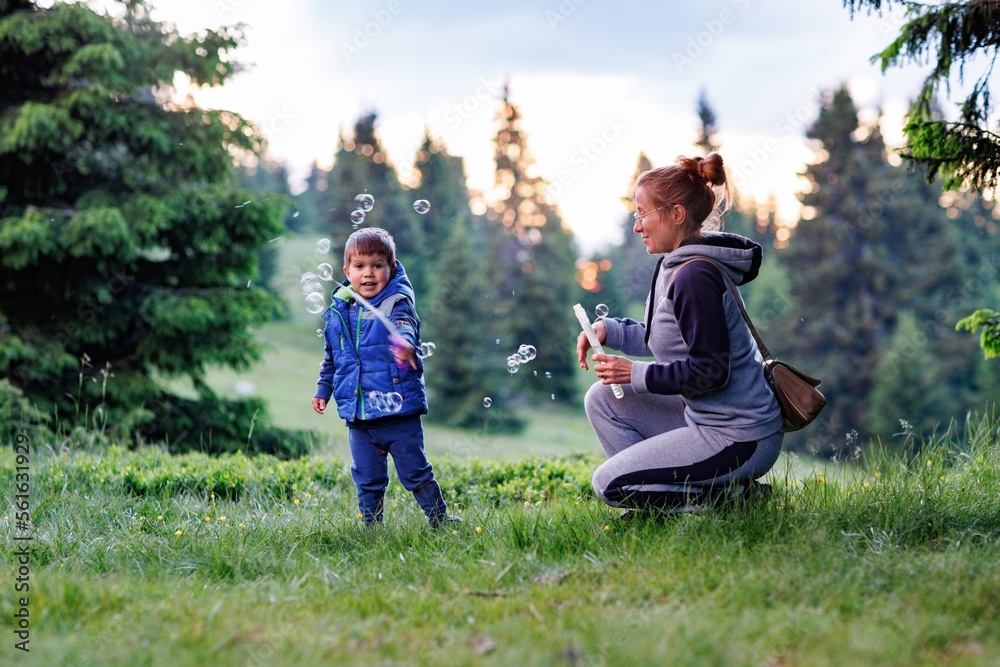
[3,413,1000,666]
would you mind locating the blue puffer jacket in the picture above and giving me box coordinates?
[314,261,428,423]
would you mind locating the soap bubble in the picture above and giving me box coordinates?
[315,238,331,255]
[304,292,325,314]
[545,371,552,379]
[300,271,322,295]
[413,199,431,214]
[350,209,366,225]
[417,341,436,359]
[354,193,375,212]
[595,303,609,317]
[551,394,555,400]
[317,263,335,281]
[507,357,520,374]
[483,397,493,408]
[517,344,537,362]
[316,329,323,338]
[384,392,403,413]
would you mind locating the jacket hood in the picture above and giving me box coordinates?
[332,260,415,305]
[662,232,763,286]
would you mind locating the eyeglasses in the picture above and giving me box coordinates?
[633,205,667,223]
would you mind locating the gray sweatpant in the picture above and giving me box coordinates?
[586,382,783,508]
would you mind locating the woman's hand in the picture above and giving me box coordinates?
[576,318,608,370]
[591,352,633,385]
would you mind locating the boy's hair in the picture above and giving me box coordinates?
[343,227,396,274]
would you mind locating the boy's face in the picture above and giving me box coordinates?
[344,253,391,300]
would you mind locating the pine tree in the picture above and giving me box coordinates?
[412,132,523,431]
[867,310,952,436]
[695,90,720,155]
[0,0,310,454]
[845,0,1000,191]
[487,87,582,403]
[845,0,1000,360]
[775,86,998,451]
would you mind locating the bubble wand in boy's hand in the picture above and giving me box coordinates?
[573,303,624,399]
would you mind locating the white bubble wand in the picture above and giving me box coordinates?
[574,303,624,399]
[335,285,409,367]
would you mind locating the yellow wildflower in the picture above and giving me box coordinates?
[475,526,482,533]
[175,530,183,536]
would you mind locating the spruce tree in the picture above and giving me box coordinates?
[0,0,309,454]
[695,90,720,155]
[413,132,522,431]
[488,88,582,403]
[845,0,1000,359]
[845,0,1000,191]
[775,86,997,451]
[867,310,952,436]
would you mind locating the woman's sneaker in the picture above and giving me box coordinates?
[708,481,773,508]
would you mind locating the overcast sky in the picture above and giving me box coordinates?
[122,0,936,253]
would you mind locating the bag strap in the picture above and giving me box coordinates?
[667,258,772,359]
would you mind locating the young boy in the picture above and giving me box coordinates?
[311,227,457,528]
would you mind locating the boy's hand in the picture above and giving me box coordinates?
[389,334,418,370]
[312,398,327,415]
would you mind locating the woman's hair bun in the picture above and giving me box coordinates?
[696,152,726,187]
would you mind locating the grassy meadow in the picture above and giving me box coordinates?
[2,415,1000,666]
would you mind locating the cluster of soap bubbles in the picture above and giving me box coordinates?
[352,193,375,228]
[506,344,537,374]
[367,390,403,414]
[301,270,325,314]
[416,341,436,359]
[301,239,341,313]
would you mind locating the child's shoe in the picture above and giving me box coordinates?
[428,513,463,529]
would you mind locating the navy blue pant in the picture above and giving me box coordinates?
[348,416,447,524]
